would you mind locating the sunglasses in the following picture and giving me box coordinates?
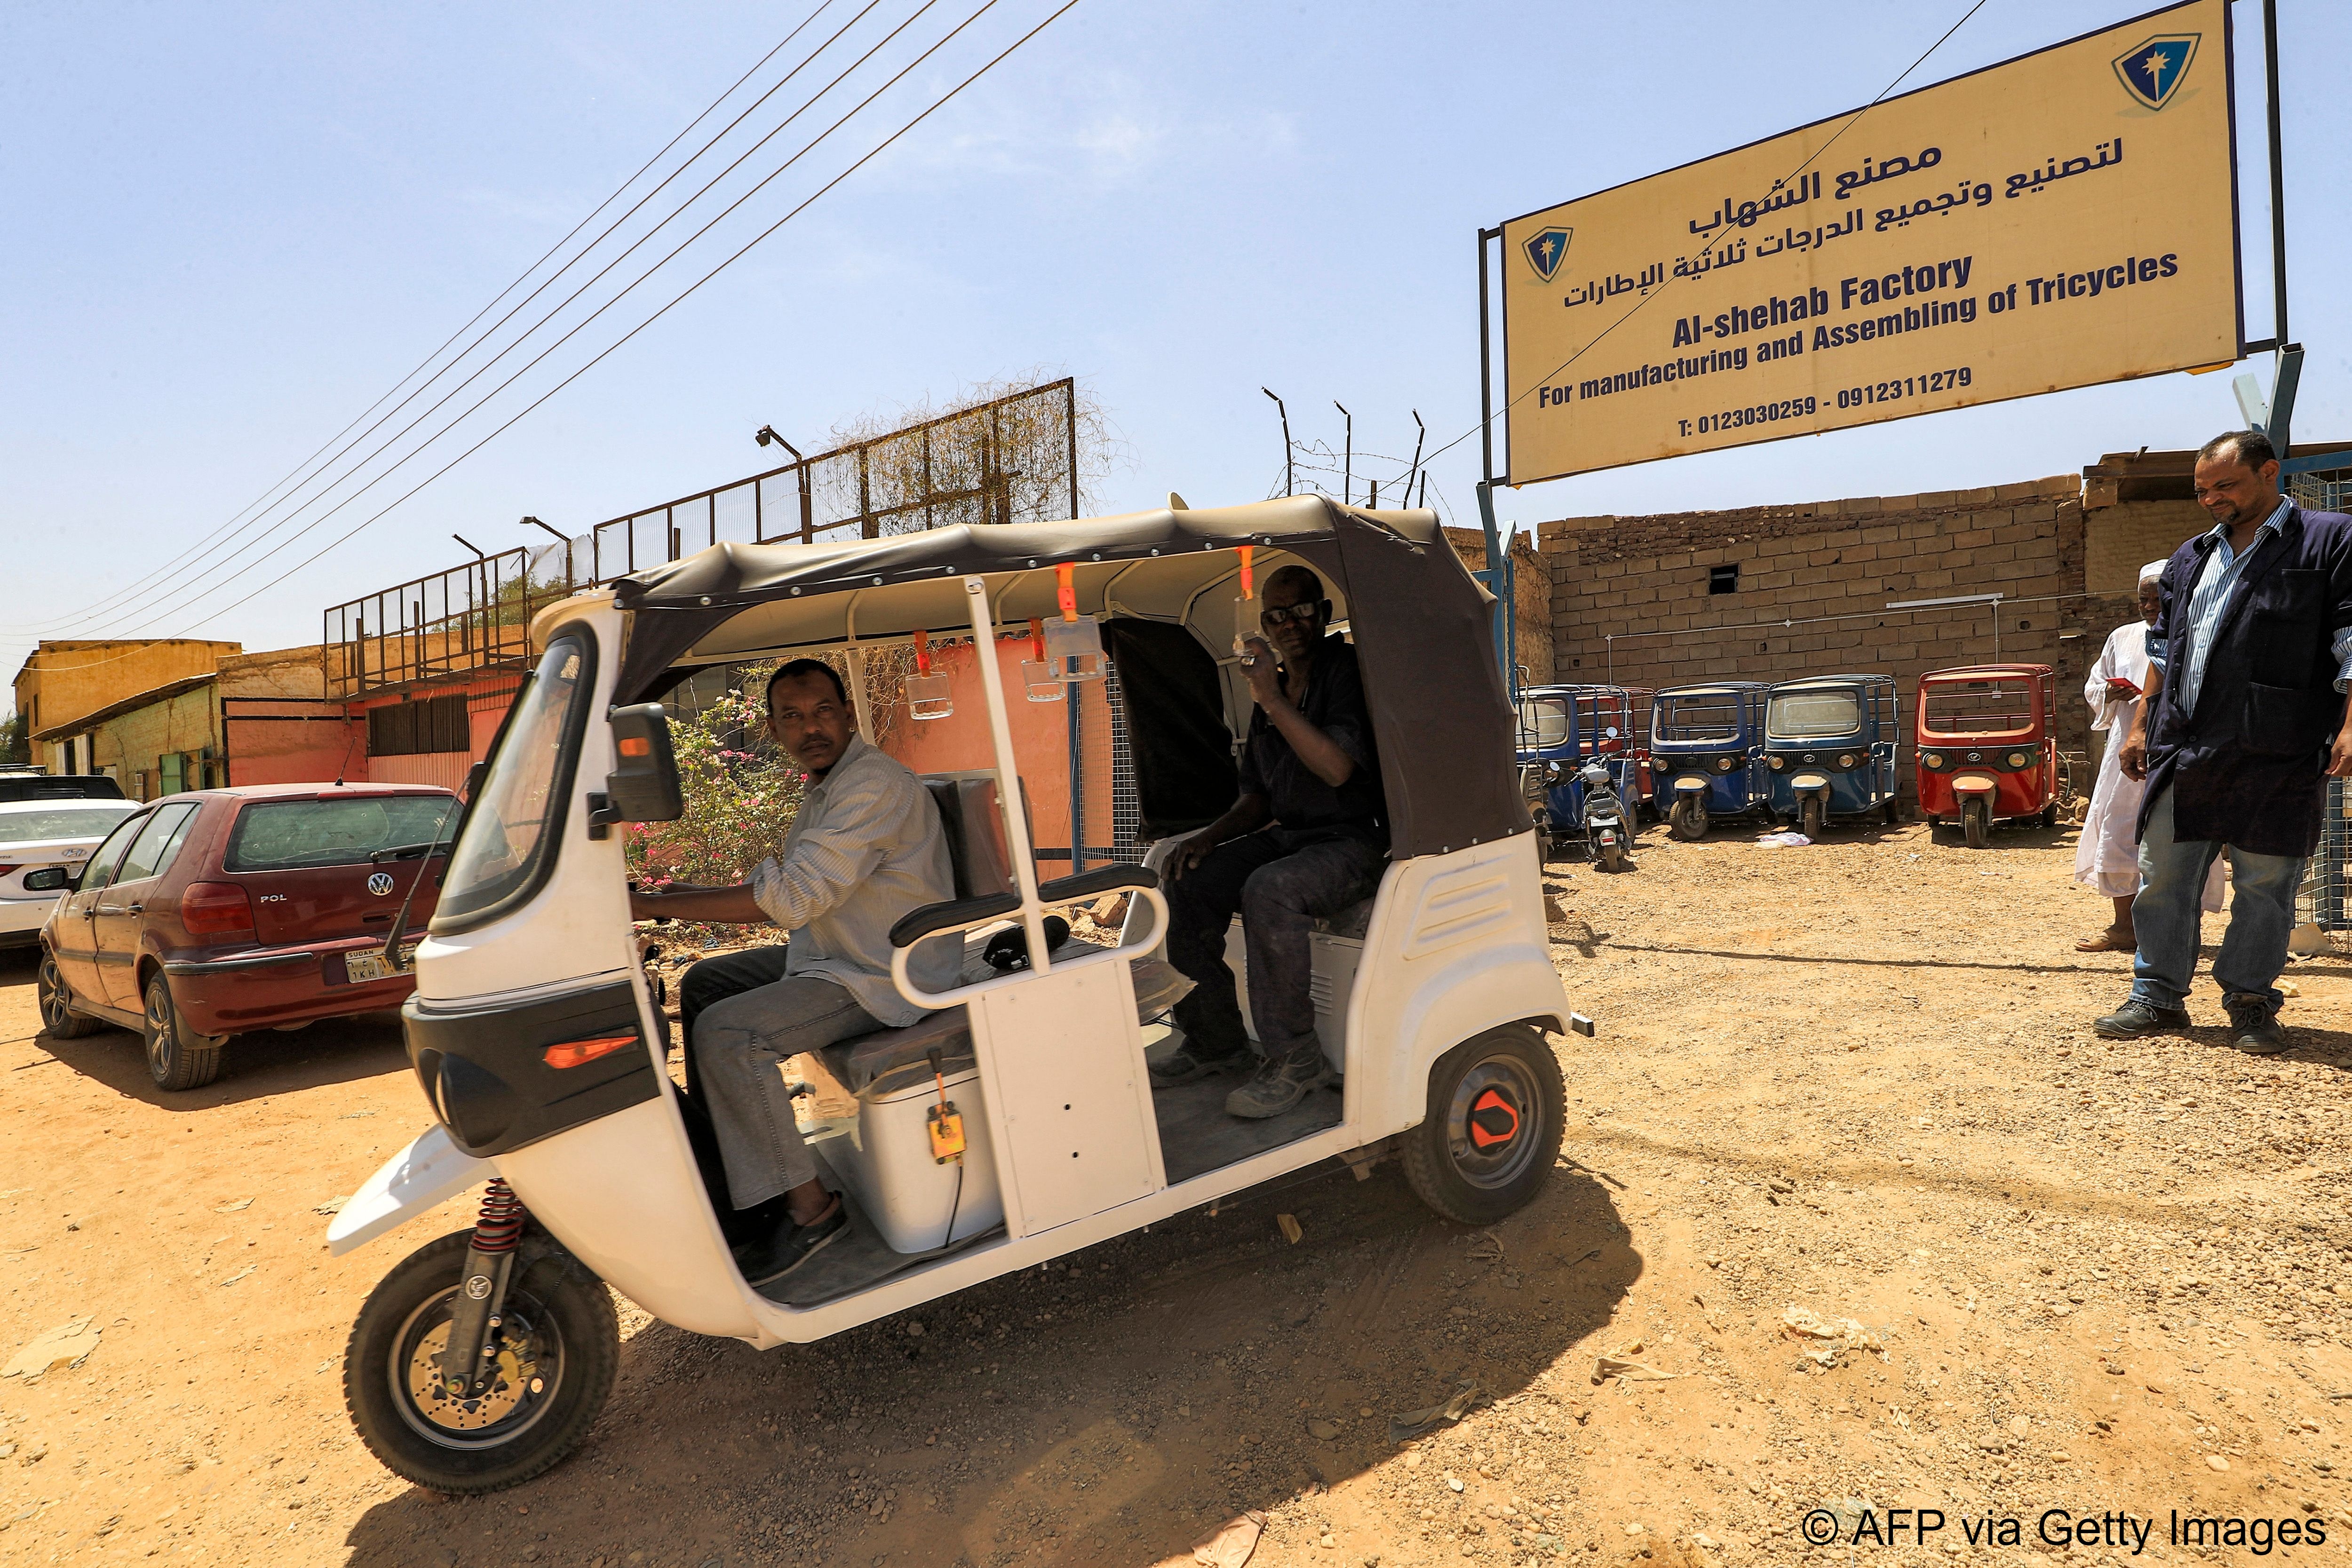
[1258,602,1321,628]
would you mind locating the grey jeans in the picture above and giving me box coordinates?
[679,946,882,1210]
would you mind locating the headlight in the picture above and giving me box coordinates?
[1924,753,1946,769]
[1769,756,1785,771]
[2007,752,2027,768]
[1717,756,1737,772]
[1836,753,1858,770]
[1545,762,1562,781]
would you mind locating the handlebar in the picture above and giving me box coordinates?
[887,867,1168,1011]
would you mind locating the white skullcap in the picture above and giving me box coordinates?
[2138,559,2167,585]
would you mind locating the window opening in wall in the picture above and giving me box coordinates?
[368,693,470,757]
[1709,563,1740,595]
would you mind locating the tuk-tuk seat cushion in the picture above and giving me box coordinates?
[822,950,1193,1099]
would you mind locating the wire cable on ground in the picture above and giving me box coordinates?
[17,2,842,637]
[176,0,1089,635]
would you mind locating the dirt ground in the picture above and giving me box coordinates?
[3,814,2350,1568]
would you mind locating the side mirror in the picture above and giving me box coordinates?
[22,867,72,893]
[461,761,488,803]
[586,704,683,840]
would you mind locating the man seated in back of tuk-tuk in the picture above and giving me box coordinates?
[1152,564,1389,1118]
[629,660,956,1285]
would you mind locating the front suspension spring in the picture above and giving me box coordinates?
[470,1178,526,1256]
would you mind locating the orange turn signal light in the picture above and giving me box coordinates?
[543,1035,637,1070]
[618,736,652,757]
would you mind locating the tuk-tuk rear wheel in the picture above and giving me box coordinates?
[345,1227,617,1494]
[1403,1025,1565,1226]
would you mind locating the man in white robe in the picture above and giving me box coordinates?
[2074,559,2225,949]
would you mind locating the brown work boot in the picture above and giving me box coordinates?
[1224,1043,1332,1120]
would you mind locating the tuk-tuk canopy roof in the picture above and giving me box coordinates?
[1768,673,1895,691]
[604,497,1527,860]
[1916,663,2055,683]
[1656,680,1767,694]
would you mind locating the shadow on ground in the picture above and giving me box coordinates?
[341,1159,1635,1568]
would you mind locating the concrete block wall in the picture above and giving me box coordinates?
[1543,475,2107,805]
[2084,499,2209,593]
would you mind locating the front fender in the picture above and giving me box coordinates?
[327,1123,493,1256]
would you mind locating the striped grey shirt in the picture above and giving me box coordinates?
[747,733,956,1027]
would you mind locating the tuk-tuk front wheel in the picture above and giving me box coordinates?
[1403,1025,1566,1226]
[1962,798,1991,849]
[1668,797,1709,841]
[345,1227,618,1494]
[1799,796,1826,840]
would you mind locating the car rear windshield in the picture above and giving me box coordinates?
[0,804,139,845]
[1770,691,1863,739]
[1922,681,2036,738]
[225,796,457,873]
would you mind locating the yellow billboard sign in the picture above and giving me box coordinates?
[1499,0,2240,484]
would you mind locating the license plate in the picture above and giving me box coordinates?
[345,942,421,983]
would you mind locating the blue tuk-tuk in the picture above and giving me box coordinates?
[1516,684,1644,856]
[1649,682,1770,839]
[1763,674,1901,837]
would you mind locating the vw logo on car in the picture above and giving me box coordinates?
[366,872,396,897]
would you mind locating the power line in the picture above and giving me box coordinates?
[17,2,843,637]
[175,0,1090,635]
[102,0,1008,640]
[31,0,910,641]
[1430,0,1991,477]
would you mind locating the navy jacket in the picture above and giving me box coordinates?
[2140,504,2352,858]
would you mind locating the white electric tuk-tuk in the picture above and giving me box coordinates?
[329,496,1572,1492]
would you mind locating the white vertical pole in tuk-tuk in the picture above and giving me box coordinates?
[962,576,1052,972]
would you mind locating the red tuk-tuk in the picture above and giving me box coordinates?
[1914,664,2060,847]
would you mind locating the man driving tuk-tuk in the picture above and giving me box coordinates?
[328,496,1572,1496]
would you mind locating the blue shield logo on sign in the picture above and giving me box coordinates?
[1523,227,1572,283]
[2113,33,2197,110]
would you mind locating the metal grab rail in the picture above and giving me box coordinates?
[888,884,1169,1011]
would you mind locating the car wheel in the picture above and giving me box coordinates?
[345,1228,619,1494]
[36,947,108,1039]
[143,973,224,1092]
[1403,1024,1565,1226]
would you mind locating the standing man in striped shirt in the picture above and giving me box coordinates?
[632,660,957,1284]
[2095,431,2352,1052]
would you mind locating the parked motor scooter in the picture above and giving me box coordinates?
[1580,760,1630,872]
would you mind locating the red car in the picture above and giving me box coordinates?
[32,784,458,1090]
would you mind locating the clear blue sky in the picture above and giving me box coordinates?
[4,0,2343,703]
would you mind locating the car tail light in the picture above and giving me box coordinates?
[543,1035,638,1070]
[0,865,17,878]
[181,881,255,938]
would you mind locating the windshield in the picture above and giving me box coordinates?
[1656,692,1742,744]
[0,804,138,845]
[1769,690,1863,740]
[1516,698,1569,750]
[433,631,596,931]
[1922,680,2036,739]
[226,796,455,873]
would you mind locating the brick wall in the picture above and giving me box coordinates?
[2084,499,2208,593]
[1544,476,2112,803]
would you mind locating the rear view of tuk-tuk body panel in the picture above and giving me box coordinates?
[1344,837,1568,1139]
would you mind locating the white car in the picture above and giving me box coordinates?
[0,796,142,947]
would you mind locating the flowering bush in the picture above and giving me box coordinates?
[624,670,803,891]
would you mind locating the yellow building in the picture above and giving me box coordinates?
[32,647,328,801]
[11,640,242,776]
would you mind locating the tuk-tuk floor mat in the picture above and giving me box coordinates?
[755,1198,1004,1309]
[1154,1071,1344,1186]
